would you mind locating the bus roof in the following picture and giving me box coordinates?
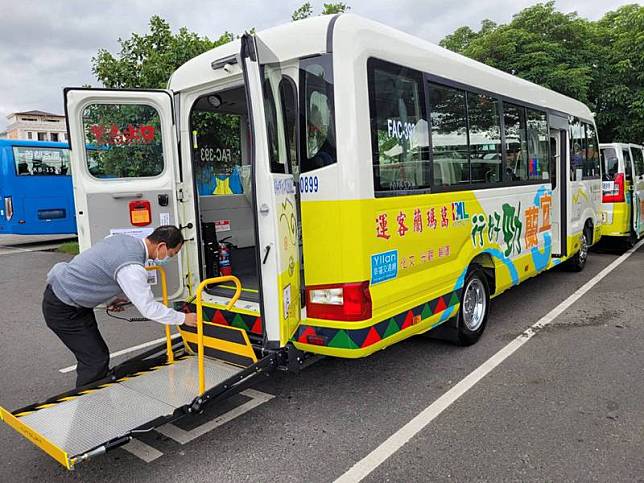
[170,13,594,121]
[0,139,69,149]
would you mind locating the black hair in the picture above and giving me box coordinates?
[147,225,184,249]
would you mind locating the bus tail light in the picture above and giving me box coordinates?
[602,173,625,203]
[4,196,13,221]
[306,281,372,321]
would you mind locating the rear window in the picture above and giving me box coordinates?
[82,103,164,179]
[601,147,619,181]
[13,146,70,176]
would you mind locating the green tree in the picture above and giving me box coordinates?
[292,2,314,21]
[292,2,350,21]
[439,2,643,143]
[592,4,644,143]
[92,16,233,89]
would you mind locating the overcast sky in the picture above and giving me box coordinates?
[0,0,632,130]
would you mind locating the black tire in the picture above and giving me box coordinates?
[455,265,490,346]
[566,225,591,272]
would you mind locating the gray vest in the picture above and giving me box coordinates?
[48,235,147,308]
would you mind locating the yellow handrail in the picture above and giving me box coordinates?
[145,266,174,363]
[195,276,242,395]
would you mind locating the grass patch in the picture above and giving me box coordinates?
[57,241,79,255]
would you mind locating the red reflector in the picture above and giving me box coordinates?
[602,173,625,203]
[306,281,372,321]
[306,335,327,346]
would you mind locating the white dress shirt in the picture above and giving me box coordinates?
[114,239,185,325]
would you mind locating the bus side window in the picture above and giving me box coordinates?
[368,59,429,193]
[467,92,503,184]
[428,82,468,187]
[503,103,529,182]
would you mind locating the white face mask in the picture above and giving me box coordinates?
[154,244,170,266]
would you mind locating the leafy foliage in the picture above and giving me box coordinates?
[292,2,350,21]
[439,2,644,143]
[92,16,233,89]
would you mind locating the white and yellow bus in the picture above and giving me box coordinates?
[600,142,644,245]
[1,14,603,468]
[65,13,602,354]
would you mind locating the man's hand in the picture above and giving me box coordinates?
[107,297,130,312]
[183,313,198,327]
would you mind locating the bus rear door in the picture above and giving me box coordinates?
[64,89,185,299]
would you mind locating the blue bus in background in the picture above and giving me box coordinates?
[0,139,77,235]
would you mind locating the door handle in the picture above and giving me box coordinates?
[112,192,143,199]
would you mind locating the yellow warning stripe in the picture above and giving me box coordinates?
[0,405,71,469]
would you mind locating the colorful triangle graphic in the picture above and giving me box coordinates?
[329,330,360,349]
[449,291,460,307]
[251,317,263,334]
[383,318,400,339]
[421,303,433,319]
[434,297,447,313]
[401,310,414,329]
[212,310,229,325]
[361,327,382,348]
[232,313,248,330]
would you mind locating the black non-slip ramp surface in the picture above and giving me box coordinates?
[13,357,242,458]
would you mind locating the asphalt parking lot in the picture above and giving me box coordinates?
[0,236,642,482]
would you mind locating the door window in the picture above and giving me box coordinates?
[622,148,633,181]
[526,109,549,181]
[631,147,644,177]
[584,123,600,178]
[300,55,336,173]
[82,104,164,179]
[601,147,619,181]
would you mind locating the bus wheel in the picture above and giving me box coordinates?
[456,266,490,346]
[566,227,590,272]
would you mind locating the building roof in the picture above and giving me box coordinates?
[9,110,63,118]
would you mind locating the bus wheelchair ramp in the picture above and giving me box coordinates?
[0,275,278,469]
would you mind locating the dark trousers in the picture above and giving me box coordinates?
[42,285,110,387]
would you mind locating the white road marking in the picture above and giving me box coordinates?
[59,333,181,373]
[122,438,163,463]
[335,239,644,483]
[157,388,274,444]
[0,243,63,256]
[121,389,274,463]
